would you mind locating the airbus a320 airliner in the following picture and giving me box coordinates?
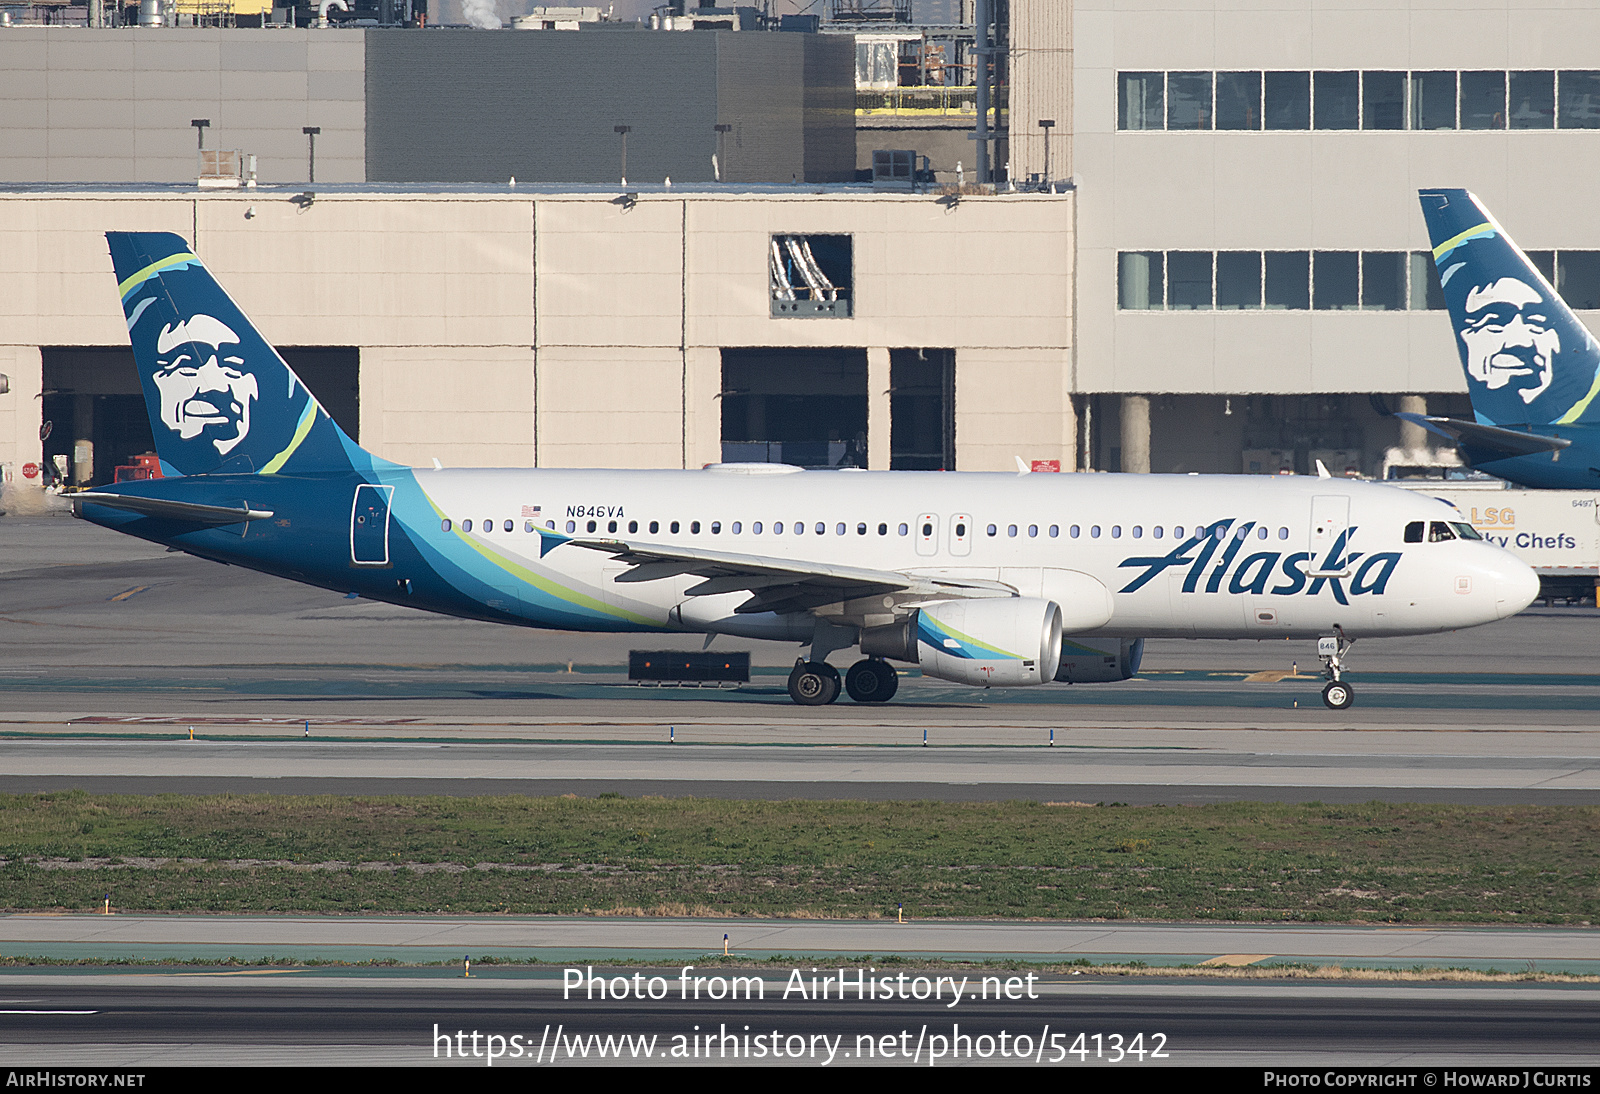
[74,233,1539,709]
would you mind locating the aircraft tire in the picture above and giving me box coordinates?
[1321,680,1354,710]
[789,661,839,706]
[845,659,899,703]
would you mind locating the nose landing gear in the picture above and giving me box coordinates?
[1317,627,1355,709]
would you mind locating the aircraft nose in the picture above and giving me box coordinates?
[1494,560,1540,620]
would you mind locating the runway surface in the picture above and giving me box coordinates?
[0,974,1596,1066]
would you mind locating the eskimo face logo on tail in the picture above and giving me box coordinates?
[151,314,259,456]
[1459,277,1558,406]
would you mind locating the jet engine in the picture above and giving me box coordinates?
[862,597,1063,687]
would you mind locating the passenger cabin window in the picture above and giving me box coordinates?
[670,521,680,534]
[629,520,638,534]
[1429,521,1456,542]
[1405,521,1425,543]
[649,521,660,534]
[441,519,452,532]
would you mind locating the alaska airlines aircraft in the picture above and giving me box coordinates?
[74,233,1539,710]
[1410,189,1600,487]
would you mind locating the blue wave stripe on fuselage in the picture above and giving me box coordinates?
[382,470,663,632]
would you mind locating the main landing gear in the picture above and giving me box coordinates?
[1317,627,1355,710]
[845,658,899,703]
[787,658,900,705]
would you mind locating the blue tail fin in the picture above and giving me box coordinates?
[1418,189,1600,429]
[107,232,394,477]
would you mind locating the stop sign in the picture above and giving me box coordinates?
[21,462,39,479]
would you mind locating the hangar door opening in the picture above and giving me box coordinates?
[40,347,359,487]
[720,348,867,468]
[890,348,955,470]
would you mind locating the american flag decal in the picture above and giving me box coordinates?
[522,505,541,517]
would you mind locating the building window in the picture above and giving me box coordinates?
[1118,69,1600,132]
[1362,252,1407,311]
[1559,252,1600,309]
[1167,72,1213,129]
[1313,252,1359,311]
[1216,71,1261,129]
[1410,71,1457,129]
[1510,71,1555,129]
[1264,251,1310,311]
[1264,71,1310,130]
[770,234,853,318]
[1460,71,1507,129]
[1119,252,1164,310]
[1216,251,1262,310]
[1313,71,1359,130]
[1167,252,1213,310]
[1363,71,1406,129]
[1119,71,1165,130]
[1559,71,1600,128]
[1117,248,1547,313]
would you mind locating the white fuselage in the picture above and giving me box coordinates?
[402,467,1538,642]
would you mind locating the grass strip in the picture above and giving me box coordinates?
[0,791,1595,923]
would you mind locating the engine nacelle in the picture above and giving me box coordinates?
[910,598,1063,687]
[1055,637,1145,683]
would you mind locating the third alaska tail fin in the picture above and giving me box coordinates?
[1418,189,1600,429]
[107,232,394,477]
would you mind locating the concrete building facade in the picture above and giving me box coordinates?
[0,26,854,188]
[0,185,1073,488]
[1071,0,1600,475]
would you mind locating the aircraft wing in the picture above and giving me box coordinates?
[72,492,275,525]
[563,537,1014,614]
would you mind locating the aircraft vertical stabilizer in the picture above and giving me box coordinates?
[1418,189,1600,430]
[106,232,396,478]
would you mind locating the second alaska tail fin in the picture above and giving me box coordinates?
[1418,189,1600,429]
[107,232,393,477]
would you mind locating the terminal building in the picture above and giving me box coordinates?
[1,1,1596,493]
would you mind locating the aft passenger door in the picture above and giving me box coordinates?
[1308,495,1350,574]
[350,484,394,566]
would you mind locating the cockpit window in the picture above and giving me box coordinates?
[1429,521,1456,542]
[1451,522,1483,541]
[1404,521,1424,543]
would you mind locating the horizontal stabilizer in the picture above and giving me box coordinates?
[1395,412,1571,459]
[72,492,274,525]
